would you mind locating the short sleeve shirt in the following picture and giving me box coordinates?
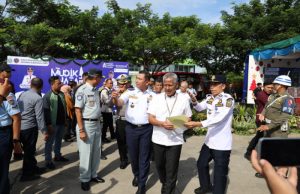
[75,83,101,119]
[148,93,192,146]
[120,87,154,125]
[0,93,20,127]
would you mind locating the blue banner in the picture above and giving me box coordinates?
[7,56,128,97]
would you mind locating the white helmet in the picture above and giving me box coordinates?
[273,75,292,86]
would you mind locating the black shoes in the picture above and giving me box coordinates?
[194,187,213,194]
[136,186,146,194]
[54,156,69,162]
[45,161,55,170]
[81,182,90,191]
[91,176,105,183]
[101,155,107,160]
[120,160,129,169]
[20,174,41,182]
[102,138,111,143]
[35,167,46,175]
[132,176,138,187]
[14,153,23,161]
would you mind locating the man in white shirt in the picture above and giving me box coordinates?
[184,75,234,194]
[177,80,191,102]
[148,73,192,194]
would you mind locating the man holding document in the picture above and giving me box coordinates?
[148,73,192,194]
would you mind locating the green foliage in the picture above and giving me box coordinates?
[1,0,300,75]
[232,104,257,135]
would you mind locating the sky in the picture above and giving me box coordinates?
[0,0,250,24]
[68,0,250,24]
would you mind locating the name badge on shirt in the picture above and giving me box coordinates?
[87,95,95,107]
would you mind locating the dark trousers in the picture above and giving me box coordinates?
[125,123,153,187]
[20,127,38,176]
[245,122,263,156]
[64,116,76,139]
[0,127,13,194]
[245,131,264,156]
[102,112,115,139]
[116,119,128,161]
[153,143,182,194]
[197,144,231,194]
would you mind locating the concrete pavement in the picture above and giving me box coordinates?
[9,133,299,194]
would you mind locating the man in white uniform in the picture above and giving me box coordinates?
[185,75,234,194]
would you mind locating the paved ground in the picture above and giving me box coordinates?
[9,133,300,194]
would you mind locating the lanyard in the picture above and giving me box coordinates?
[165,93,178,116]
[266,95,287,109]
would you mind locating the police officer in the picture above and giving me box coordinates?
[75,69,105,191]
[112,70,154,194]
[184,75,234,194]
[257,75,295,138]
[114,74,130,169]
[0,75,21,194]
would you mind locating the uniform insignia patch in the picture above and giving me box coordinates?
[207,98,214,105]
[226,98,233,107]
[282,98,295,114]
[215,99,223,107]
[77,95,83,101]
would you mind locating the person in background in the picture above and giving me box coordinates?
[187,82,197,97]
[148,72,192,194]
[114,74,130,169]
[226,83,237,101]
[244,82,273,163]
[43,76,69,170]
[108,71,117,89]
[185,75,234,194]
[101,78,116,143]
[0,66,21,194]
[61,85,75,142]
[18,78,48,181]
[153,78,163,94]
[148,77,155,92]
[75,69,105,191]
[177,81,191,102]
[253,83,263,100]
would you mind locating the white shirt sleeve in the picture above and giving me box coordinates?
[193,99,208,112]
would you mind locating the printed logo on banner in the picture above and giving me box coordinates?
[103,63,114,68]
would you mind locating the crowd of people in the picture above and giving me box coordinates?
[0,62,298,194]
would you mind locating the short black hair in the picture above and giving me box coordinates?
[138,70,151,81]
[257,83,262,86]
[155,77,163,84]
[263,81,273,86]
[82,72,89,77]
[31,78,43,89]
[48,76,60,85]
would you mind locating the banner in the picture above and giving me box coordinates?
[7,56,128,97]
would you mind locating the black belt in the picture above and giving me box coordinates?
[83,118,99,122]
[127,122,150,128]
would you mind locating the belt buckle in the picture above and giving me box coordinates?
[137,124,142,127]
